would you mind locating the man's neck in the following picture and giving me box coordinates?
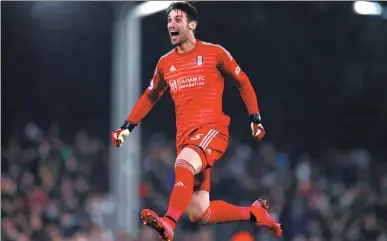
[176,37,197,53]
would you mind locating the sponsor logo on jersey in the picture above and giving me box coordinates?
[169,75,206,92]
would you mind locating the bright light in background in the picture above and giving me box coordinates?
[133,1,184,18]
[353,1,383,15]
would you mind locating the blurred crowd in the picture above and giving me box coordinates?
[2,123,387,241]
[1,123,113,241]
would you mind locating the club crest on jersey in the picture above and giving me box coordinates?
[196,56,204,66]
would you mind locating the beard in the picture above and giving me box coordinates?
[170,33,186,47]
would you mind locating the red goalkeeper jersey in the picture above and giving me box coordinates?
[127,40,259,149]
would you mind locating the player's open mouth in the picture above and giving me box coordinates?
[170,31,179,40]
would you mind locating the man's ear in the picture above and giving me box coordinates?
[188,21,197,31]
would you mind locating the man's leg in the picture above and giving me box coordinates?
[163,146,201,222]
[188,192,263,223]
[141,145,205,241]
[187,190,252,224]
[187,167,252,225]
[187,192,282,237]
[186,162,282,238]
[186,168,252,224]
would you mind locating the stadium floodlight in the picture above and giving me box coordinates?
[353,1,382,15]
[133,1,184,18]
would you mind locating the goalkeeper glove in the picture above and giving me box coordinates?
[111,120,137,147]
[250,113,266,141]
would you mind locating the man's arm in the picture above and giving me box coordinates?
[217,46,259,115]
[126,62,168,125]
[217,45,266,141]
[111,61,168,147]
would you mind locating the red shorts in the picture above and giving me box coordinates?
[177,126,229,192]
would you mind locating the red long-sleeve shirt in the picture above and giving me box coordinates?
[127,40,259,149]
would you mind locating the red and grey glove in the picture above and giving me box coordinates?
[250,113,266,141]
[111,121,137,147]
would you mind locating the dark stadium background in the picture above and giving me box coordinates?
[2,2,387,241]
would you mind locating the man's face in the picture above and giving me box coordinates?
[167,9,194,46]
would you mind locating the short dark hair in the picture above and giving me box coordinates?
[166,2,198,23]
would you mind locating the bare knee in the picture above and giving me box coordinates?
[186,190,210,221]
[175,146,203,174]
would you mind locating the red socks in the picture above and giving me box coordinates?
[164,159,251,227]
[165,159,195,224]
[192,201,251,224]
